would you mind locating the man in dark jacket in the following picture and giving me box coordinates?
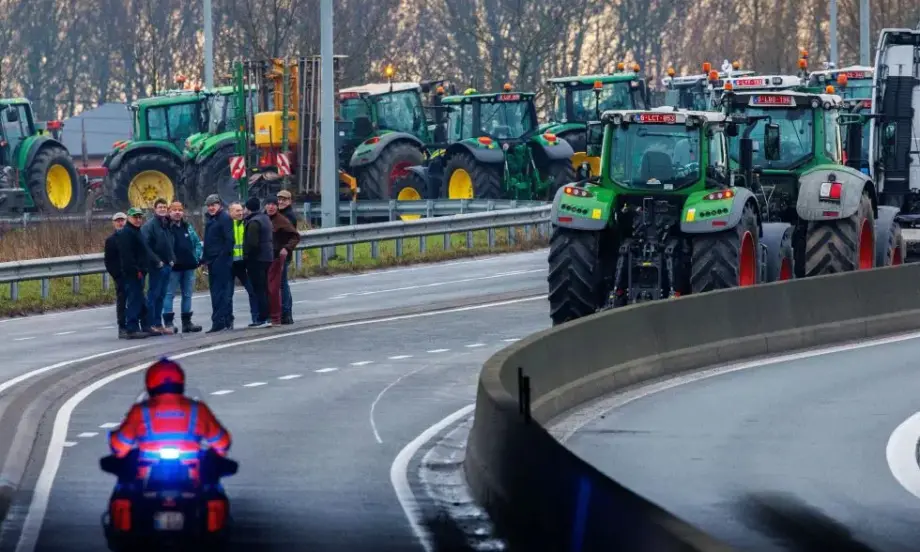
[265,198,301,326]
[115,208,152,339]
[202,194,235,332]
[276,190,298,324]
[163,201,203,333]
[141,198,176,335]
[243,197,273,328]
[104,212,128,338]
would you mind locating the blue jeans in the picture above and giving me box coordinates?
[146,265,172,328]
[164,269,196,315]
[281,256,292,315]
[124,276,146,332]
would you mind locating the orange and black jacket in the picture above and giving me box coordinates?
[109,393,231,460]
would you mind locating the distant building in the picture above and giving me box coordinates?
[59,103,132,167]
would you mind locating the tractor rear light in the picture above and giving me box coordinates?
[712,221,727,227]
[704,190,734,201]
[363,136,380,146]
[46,120,63,130]
[557,216,573,223]
[819,181,842,200]
[112,499,131,531]
[477,136,493,145]
[564,186,593,198]
[822,210,840,217]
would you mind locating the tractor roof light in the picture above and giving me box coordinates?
[708,70,719,82]
[616,62,625,71]
[724,82,734,91]
[732,60,741,69]
[825,85,835,94]
[477,136,493,145]
[176,74,187,84]
[666,67,676,77]
[436,85,445,95]
[800,49,809,58]
[593,80,603,90]
[798,58,808,70]
[503,82,512,91]
[632,62,641,73]
[702,62,712,73]
[836,74,848,87]
[384,64,395,78]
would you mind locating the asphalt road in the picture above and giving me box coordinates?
[559,335,920,551]
[0,277,551,550]
[0,250,546,386]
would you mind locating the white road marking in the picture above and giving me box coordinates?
[324,269,542,301]
[0,346,141,398]
[14,337,35,341]
[427,349,449,353]
[388,355,413,360]
[75,432,97,438]
[391,403,475,552]
[502,338,520,342]
[97,326,115,330]
[13,294,544,552]
[350,360,374,366]
[370,364,433,444]
[62,442,77,448]
[886,412,920,500]
[211,390,234,395]
[278,374,302,380]
[98,422,119,429]
[242,382,266,387]
[53,332,75,336]
[314,368,338,373]
[465,343,485,348]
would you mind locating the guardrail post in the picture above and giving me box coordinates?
[102,272,110,291]
[370,240,379,260]
[347,201,357,263]
[10,281,18,301]
[304,202,312,226]
[41,278,50,300]
[295,249,303,270]
[487,201,496,249]
[524,223,532,243]
[517,367,531,423]
[390,200,404,256]
[420,201,433,254]
[461,200,473,248]
[72,275,80,295]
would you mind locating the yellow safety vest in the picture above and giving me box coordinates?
[233,220,245,261]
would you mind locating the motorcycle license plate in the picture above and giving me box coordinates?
[154,511,184,531]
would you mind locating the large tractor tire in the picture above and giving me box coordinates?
[26,146,84,214]
[357,142,424,200]
[112,153,182,210]
[760,222,795,283]
[804,189,874,276]
[874,206,904,267]
[392,172,436,221]
[197,145,245,206]
[444,152,502,200]
[690,201,760,293]
[548,226,612,326]
[541,159,576,200]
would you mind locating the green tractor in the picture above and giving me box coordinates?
[661,60,755,111]
[102,85,219,210]
[337,79,449,201]
[542,65,651,173]
[547,108,790,325]
[719,73,894,277]
[394,88,576,202]
[0,99,83,214]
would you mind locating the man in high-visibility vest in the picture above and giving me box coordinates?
[227,202,259,326]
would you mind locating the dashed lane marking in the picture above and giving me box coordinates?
[76,432,97,438]
[14,337,35,341]
[211,389,234,395]
[427,349,450,353]
[98,422,119,429]
[351,361,374,366]
[243,382,267,387]
[278,374,302,380]
[465,343,485,348]
[53,332,75,336]
[389,355,413,360]
[62,442,77,447]
[314,368,338,373]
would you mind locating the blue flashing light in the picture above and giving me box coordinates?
[159,448,180,460]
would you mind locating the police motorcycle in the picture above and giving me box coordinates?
[99,388,238,551]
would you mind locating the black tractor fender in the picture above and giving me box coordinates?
[24,136,68,169]
[349,132,425,168]
[680,187,761,234]
[795,166,877,221]
[404,165,432,188]
[529,137,575,165]
[108,144,182,174]
[445,141,504,165]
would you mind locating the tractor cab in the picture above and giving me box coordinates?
[662,60,754,110]
[131,92,209,150]
[338,82,432,148]
[0,99,36,166]
[442,89,539,146]
[807,66,874,101]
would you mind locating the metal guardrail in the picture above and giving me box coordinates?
[0,199,547,227]
[0,205,552,301]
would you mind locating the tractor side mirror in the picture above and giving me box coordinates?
[884,123,897,145]
[764,123,781,161]
[5,109,18,123]
[576,162,592,180]
[586,121,604,146]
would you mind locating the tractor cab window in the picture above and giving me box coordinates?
[728,106,814,169]
[607,122,702,190]
[446,105,464,142]
[839,79,873,101]
[478,99,534,139]
[552,86,566,121]
[147,102,201,146]
[1,104,32,146]
[664,86,708,110]
[210,92,255,134]
[823,109,841,162]
[340,97,372,140]
[374,90,425,136]
[708,129,728,180]
[567,82,638,122]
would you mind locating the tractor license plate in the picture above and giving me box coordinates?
[154,511,184,531]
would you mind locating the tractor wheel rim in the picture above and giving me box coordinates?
[739,231,756,286]
[448,169,474,199]
[779,257,793,280]
[396,186,422,221]
[45,164,73,210]
[128,170,175,209]
[858,219,873,269]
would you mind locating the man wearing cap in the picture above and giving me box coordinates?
[115,208,153,339]
[265,198,300,326]
[201,194,235,332]
[163,201,203,333]
[242,197,273,327]
[276,190,298,324]
[141,198,177,335]
[104,212,128,338]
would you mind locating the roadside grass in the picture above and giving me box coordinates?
[0,226,549,318]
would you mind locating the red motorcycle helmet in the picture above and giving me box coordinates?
[145,357,186,395]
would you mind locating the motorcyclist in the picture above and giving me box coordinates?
[108,357,232,484]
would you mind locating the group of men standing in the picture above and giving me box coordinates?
[103,190,301,339]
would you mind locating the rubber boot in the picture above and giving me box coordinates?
[281,312,293,325]
[163,313,177,333]
[182,312,202,333]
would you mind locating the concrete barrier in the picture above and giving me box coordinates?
[464,264,920,551]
